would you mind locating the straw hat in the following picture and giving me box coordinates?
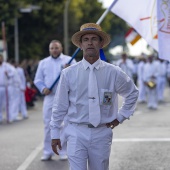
[71,23,111,48]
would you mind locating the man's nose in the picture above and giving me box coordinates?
[88,40,93,44]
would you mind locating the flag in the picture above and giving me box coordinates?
[125,28,141,45]
[157,0,170,61]
[110,0,170,62]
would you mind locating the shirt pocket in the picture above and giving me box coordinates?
[100,89,113,110]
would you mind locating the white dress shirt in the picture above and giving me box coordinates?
[16,67,26,90]
[34,53,76,94]
[0,62,14,86]
[50,58,139,139]
[116,58,134,78]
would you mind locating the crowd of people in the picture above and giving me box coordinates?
[116,53,170,110]
[0,54,37,123]
[1,23,170,170]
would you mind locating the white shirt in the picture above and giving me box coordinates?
[137,61,145,81]
[34,53,76,94]
[50,58,139,139]
[156,61,167,77]
[0,62,14,86]
[116,58,134,78]
[143,61,158,82]
[17,67,26,90]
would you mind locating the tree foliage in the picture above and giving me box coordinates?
[0,0,128,62]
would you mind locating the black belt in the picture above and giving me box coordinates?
[69,122,106,128]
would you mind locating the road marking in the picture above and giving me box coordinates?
[113,138,170,142]
[16,142,43,170]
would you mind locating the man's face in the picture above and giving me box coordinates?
[49,42,62,58]
[79,34,103,60]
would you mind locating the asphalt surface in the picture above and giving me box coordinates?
[0,88,170,170]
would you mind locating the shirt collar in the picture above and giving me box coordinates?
[82,58,101,70]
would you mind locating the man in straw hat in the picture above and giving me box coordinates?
[50,23,138,169]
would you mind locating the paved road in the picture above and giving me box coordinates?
[0,88,170,170]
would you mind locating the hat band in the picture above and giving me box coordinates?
[82,27,98,31]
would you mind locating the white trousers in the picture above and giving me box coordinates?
[146,86,158,108]
[156,77,166,101]
[43,94,54,156]
[65,123,113,170]
[137,79,146,102]
[0,87,6,121]
[19,91,27,117]
[7,86,16,122]
[12,87,20,120]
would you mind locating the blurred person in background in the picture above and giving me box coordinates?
[0,54,15,123]
[143,55,158,110]
[34,40,76,161]
[155,58,167,103]
[137,55,147,103]
[116,53,134,79]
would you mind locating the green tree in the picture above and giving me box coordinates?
[0,0,128,62]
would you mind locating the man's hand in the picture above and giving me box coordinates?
[106,119,119,129]
[64,64,70,68]
[51,139,62,155]
[42,88,51,95]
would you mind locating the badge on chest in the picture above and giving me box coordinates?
[103,92,112,105]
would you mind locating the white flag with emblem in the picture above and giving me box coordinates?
[110,0,170,62]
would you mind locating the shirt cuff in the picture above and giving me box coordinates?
[117,114,126,123]
[50,128,60,139]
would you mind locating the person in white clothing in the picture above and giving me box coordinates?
[143,56,158,109]
[13,62,28,119]
[155,58,167,103]
[34,40,76,161]
[137,56,147,103]
[167,62,170,87]
[50,23,139,170]
[0,54,15,123]
[116,53,134,79]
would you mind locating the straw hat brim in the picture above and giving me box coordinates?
[71,30,111,48]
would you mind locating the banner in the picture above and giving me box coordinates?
[157,0,170,61]
[110,0,170,61]
[125,28,141,45]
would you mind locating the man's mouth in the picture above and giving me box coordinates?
[87,48,94,50]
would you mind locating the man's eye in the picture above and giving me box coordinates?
[92,38,98,41]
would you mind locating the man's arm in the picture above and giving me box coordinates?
[50,70,69,154]
[33,61,47,94]
[115,68,139,123]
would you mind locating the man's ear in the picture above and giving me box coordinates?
[100,41,104,49]
[79,43,82,50]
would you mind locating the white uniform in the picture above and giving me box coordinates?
[10,66,21,121]
[116,58,134,78]
[34,54,76,157]
[143,61,158,109]
[17,67,27,118]
[0,62,14,122]
[50,58,138,170]
[167,62,170,86]
[137,61,147,103]
[156,61,167,102]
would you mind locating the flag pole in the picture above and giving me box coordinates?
[49,0,118,90]
[2,22,8,61]
[96,0,119,25]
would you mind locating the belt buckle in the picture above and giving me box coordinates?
[88,124,95,128]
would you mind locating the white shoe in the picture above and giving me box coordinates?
[59,155,68,161]
[41,154,52,161]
